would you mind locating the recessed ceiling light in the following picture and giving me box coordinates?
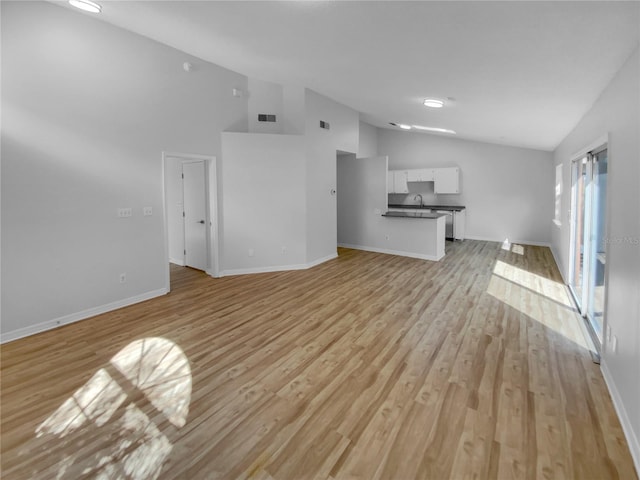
[412,125,456,134]
[69,0,102,13]
[423,98,444,108]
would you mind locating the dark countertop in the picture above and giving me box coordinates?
[382,211,448,219]
[388,204,466,211]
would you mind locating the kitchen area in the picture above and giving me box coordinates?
[337,155,466,262]
[380,166,466,259]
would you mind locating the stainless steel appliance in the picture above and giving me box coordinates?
[436,210,454,239]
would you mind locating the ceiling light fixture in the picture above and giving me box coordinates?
[412,125,456,134]
[423,98,444,108]
[68,0,102,13]
[389,122,412,130]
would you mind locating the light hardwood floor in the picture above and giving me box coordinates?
[1,241,636,479]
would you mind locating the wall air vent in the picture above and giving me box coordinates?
[319,120,330,130]
[258,114,277,122]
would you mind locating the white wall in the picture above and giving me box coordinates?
[337,155,387,248]
[282,84,306,135]
[378,129,554,245]
[305,89,359,264]
[248,78,283,134]
[357,121,378,159]
[0,1,248,341]
[551,46,640,470]
[220,132,306,274]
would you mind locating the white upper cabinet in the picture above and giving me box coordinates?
[433,167,460,194]
[407,168,435,182]
[392,170,409,193]
[388,167,459,194]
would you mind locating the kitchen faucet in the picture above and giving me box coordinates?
[414,194,423,207]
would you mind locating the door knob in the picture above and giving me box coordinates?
[198,220,205,224]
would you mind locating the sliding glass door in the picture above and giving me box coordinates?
[569,147,608,344]
[586,150,607,333]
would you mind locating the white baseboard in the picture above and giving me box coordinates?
[550,245,567,283]
[601,359,640,475]
[169,258,185,266]
[0,288,168,344]
[464,235,552,247]
[306,253,338,268]
[221,263,307,276]
[220,253,338,277]
[338,243,444,262]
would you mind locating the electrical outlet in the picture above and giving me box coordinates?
[281,246,286,255]
[143,206,153,216]
[248,249,254,257]
[385,234,390,240]
[119,273,127,283]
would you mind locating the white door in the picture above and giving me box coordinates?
[183,161,207,271]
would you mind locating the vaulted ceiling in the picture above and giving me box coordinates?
[59,1,639,151]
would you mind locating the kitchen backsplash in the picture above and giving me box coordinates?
[388,179,464,206]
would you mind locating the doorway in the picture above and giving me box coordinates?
[162,152,218,291]
[569,142,608,345]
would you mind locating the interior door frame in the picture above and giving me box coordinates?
[162,151,219,292]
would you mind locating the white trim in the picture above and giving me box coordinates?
[164,151,216,162]
[338,243,444,262]
[571,133,609,161]
[169,257,185,266]
[601,360,640,475]
[220,253,338,277]
[162,153,171,293]
[0,288,168,344]
[306,253,339,268]
[463,235,552,247]
[550,245,567,284]
[221,265,305,276]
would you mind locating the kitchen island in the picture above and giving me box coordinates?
[380,210,447,261]
[388,204,466,240]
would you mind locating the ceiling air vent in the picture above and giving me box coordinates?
[319,120,330,130]
[258,114,277,122]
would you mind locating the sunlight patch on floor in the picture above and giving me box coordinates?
[493,260,572,307]
[111,337,191,428]
[487,268,591,352]
[501,239,525,255]
[34,337,191,479]
[36,368,126,438]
